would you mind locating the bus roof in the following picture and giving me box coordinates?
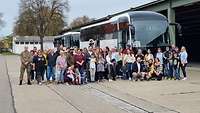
[81,11,167,30]
[63,32,80,35]
[128,11,167,21]
[54,32,80,39]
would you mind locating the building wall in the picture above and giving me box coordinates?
[13,42,54,54]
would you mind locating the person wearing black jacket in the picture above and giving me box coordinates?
[132,57,146,81]
[46,49,59,83]
[163,47,172,78]
[172,52,180,80]
[33,50,46,85]
[83,48,91,82]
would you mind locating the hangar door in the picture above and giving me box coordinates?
[176,2,200,62]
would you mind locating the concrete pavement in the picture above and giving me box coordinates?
[0,56,15,113]
[3,55,200,113]
[4,56,80,113]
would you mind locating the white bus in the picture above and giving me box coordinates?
[54,32,80,48]
[80,11,179,49]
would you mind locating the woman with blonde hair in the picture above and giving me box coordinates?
[56,50,67,84]
[144,49,154,62]
[179,46,188,80]
[96,54,106,82]
[123,49,135,80]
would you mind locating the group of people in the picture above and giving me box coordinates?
[19,44,188,85]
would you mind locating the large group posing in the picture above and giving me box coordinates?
[19,44,188,85]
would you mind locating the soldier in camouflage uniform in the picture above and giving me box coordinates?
[19,46,33,85]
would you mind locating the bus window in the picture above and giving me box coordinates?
[131,19,169,47]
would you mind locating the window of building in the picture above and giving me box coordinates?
[20,42,24,44]
[30,42,34,44]
[35,42,38,44]
[15,42,19,44]
[25,42,29,44]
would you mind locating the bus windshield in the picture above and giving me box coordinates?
[130,12,170,47]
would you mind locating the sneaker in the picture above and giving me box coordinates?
[108,79,113,82]
[39,82,42,85]
[182,77,187,80]
[129,77,132,81]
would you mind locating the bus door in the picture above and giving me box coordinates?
[64,35,70,47]
[117,17,129,49]
[117,29,129,49]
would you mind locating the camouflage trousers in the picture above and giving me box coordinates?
[20,64,31,81]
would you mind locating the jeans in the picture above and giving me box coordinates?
[169,64,173,78]
[57,69,65,83]
[36,67,45,83]
[47,65,56,81]
[106,63,112,79]
[127,63,133,79]
[121,66,128,80]
[90,68,96,82]
[79,67,86,84]
[173,67,180,80]
[164,63,169,77]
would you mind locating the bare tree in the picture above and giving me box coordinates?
[18,0,69,50]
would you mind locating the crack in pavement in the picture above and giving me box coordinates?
[160,91,200,96]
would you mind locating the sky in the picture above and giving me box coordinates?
[0,0,154,38]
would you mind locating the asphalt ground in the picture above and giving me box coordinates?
[2,55,200,113]
[0,56,15,113]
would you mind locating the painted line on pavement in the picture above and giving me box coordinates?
[3,56,17,113]
[88,83,180,113]
[86,84,152,113]
[47,85,83,113]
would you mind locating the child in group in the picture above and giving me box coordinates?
[65,65,80,85]
[168,53,174,80]
[146,59,155,80]
[96,54,106,82]
[172,53,180,80]
[90,53,96,82]
[154,58,163,81]
[146,58,163,81]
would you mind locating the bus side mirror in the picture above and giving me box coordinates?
[129,24,135,35]
[176,24,183,37]
[169,23,183,37]
[132,26,135,35]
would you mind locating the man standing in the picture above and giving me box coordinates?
[65,48,74,67]
[47,49,58,83]
[74,49,85,84]
[163,47,172,78]
[19,46,32,85]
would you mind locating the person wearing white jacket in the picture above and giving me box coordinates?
[90,53,96,82]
